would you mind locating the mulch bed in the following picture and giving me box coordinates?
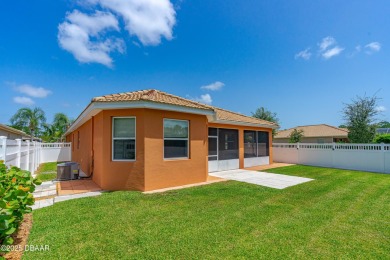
[1,214,33,260]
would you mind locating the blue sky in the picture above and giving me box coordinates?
[0,0,389,129]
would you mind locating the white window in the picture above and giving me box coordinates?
[163,119,189,159]
[112,117,136,161]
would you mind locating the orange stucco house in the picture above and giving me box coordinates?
[65,89,278,191]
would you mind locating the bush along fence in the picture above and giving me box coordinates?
[0,136,71,175]
[273,143,390,174]
[0,161,41,249]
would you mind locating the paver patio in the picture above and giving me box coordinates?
[209,169,313,189]
[57,179,102,195]
[32,179,103,210]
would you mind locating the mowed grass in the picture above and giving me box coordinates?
[24,166,390,259]
[35,162,58,182]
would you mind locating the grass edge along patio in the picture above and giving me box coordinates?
[64,89,278,191]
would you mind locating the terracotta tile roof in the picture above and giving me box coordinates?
[92,89,277,128]
[212,107,278,127]
[275,124,349,138]
[93,89,211,110]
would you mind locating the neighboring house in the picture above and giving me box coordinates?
[376,128,390,134]
[65,89,277,191]
[0,124,30,140]
[274,124,349,143]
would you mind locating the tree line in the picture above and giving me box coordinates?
[9,107,73,142]
[252,94,390,144]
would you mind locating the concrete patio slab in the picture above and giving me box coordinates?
[143,178,227,194]
[209,169,313,189]
[31,198,54,210]
[54,191,103,203]
[245,163,295,171]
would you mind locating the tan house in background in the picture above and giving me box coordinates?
[65,89,278,192]
[0,124,30,140]
[274,124,349,143]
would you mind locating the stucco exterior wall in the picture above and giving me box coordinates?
[66,108,274,191]
[100,109,146,191]
[92,113,104,188]
[69,119,93,177]
[143,109,208,191]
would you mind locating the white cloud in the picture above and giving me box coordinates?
[365,42,381,54]
[15,84,52,98]
[295,48,312,60]
[194,94,212,104]
[322,46,344,59]
[87,0,176,45]
[319,36,336,52]
[200,81,225,91]
[58,10,125,67]
[13,97,35,106]
[376,106,386,112]
[317,36,344,59]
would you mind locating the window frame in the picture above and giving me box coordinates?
[163,118,190,160]
[112,116,136,162]
[208,128,218,161]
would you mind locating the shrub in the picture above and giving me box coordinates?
[0,161,41,248]
[289,129,304,143]
[373,134,390,144]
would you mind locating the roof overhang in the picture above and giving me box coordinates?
[65,101,215,135]
[274,135,348,139]
[0,124,29,137]
[209,119,279,129]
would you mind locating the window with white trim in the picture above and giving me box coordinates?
[112,117,136,161]
[164,119,189,159]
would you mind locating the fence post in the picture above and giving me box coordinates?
[34,141,39,172]
[31,141,35,173]
[16,139,22,168]
[0,136,7,163]
[38,142,41,167]
[26,140,30,172]
[332,142,336,168]
[381,143,385,173]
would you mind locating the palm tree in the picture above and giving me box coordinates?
[10,107,46,140]
[53,113,72,137]
[41,123,61,142]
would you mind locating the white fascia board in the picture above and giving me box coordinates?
[64,103,101,135]
[65,101,215,135]
[211,119,279,129]
[94,101,215,116]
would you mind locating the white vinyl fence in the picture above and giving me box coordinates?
[273,143,390,174]
[0,136,71,173]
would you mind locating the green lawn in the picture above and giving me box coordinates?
[35,162,58,182]
[25,166,390,259]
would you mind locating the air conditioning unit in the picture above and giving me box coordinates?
[57,162,80,180]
